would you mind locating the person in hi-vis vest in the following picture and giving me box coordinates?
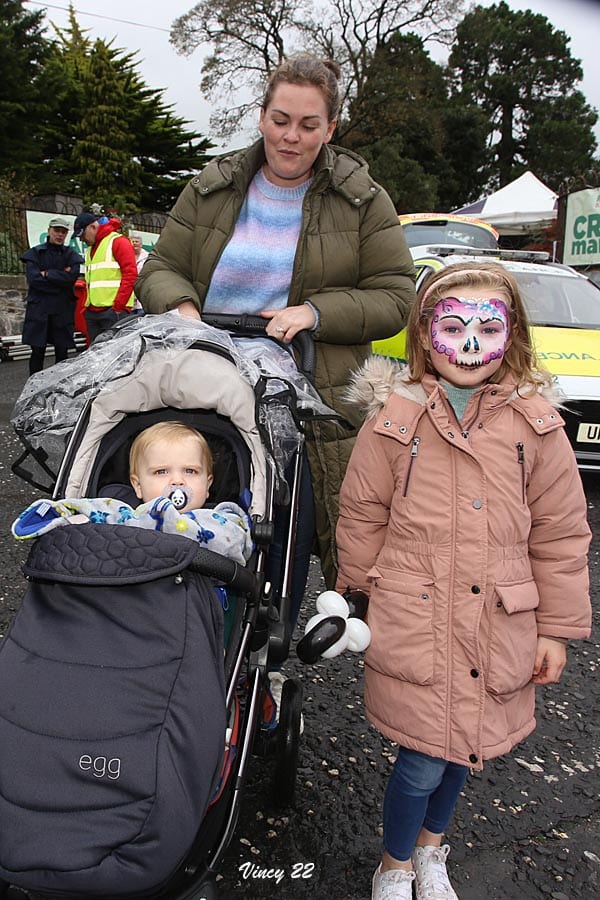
[72,212,138,343]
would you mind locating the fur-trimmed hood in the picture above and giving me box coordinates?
[345,355,564,421]
[344,356,424,420]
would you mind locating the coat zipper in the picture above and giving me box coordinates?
[403,437,420,497]
[516,441,525,503]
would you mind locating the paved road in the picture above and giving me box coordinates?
[0,358,598,899]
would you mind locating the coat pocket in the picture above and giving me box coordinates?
[487,581,539,695]
[366,570,435,685]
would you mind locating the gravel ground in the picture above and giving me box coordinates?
[0,358,598,900]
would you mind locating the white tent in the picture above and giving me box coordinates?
[454,171,558,235]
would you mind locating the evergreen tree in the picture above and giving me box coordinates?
[33,11,89,192]
[70,40,143,208]
[123,64,213,210]
[343,33,447,153]
[524,93,599,189]
[0,0,51,177]
[29,6,214,210]
[344,32,489,211]
[359,138,440,212]
[449,1,598,189]
[436,101,490,209]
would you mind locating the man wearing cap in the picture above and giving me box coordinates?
[72,212,138,342]
[20,217,84,375]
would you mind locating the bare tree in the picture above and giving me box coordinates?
[170,0,307,138]
[303,0,463,138]
[170,0,464,140]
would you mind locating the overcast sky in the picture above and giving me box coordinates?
[24,0,600,153]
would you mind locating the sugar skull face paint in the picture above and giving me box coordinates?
[430,296,510,370]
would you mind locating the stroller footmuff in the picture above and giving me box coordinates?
[0,524,226,898]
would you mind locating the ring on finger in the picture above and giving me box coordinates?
[275,326,285,333]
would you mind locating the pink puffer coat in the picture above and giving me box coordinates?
[336,357,591,769]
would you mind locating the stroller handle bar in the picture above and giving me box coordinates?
[189,547,260,597]
[202,313,315,380]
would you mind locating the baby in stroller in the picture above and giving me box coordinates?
[12,421,253,566]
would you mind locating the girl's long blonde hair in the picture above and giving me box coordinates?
[406,262,552,394]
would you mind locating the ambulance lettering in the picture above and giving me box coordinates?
[538,352,598,361]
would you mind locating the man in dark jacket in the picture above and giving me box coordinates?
[20,217,84,375]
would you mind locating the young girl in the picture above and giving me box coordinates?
[336,262,592,900]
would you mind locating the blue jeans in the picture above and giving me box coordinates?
[383,747,468,862]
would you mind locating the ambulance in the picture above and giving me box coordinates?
[398,212,499,251]
[374,246,600,471]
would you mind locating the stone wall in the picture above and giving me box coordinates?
[0,275,26,337]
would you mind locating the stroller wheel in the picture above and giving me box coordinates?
[272,677,302,808]
[191,884,219,900]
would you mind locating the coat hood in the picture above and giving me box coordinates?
[195,140,382,209]
[95,218,124,243]
[344,356,426,419]
[345,355,564,421]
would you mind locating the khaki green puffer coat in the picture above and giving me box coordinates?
[136,140,416,587]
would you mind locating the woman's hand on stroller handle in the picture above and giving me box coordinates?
[260,306,316,343]
[173,300,201,320]
[171,301,316,345]
[200,311,316,380]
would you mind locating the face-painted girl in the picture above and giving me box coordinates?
[427,292,511,387]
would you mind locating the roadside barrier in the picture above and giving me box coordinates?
[0,332,88,363]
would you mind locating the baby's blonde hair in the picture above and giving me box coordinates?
[406,262,552,394]
[129,421,213,480]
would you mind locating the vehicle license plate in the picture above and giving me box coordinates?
[577,422,600,443]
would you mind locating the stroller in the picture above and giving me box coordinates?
[1,314,341,900]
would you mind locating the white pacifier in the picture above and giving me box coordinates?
[168,485,192,511]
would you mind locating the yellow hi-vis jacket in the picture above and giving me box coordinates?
[85,233,134,309]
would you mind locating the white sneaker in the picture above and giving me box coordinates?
[371,864,415,900]
[412,845,458,899]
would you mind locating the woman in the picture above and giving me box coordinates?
[136,54,416,613]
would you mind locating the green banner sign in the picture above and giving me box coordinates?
[25,211,159,257]
[563,188,600,266]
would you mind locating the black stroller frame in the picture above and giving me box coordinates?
[3,316,328,900]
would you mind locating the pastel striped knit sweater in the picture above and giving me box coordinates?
[204,168,312,315]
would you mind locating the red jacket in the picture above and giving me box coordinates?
[87,219,137,312]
